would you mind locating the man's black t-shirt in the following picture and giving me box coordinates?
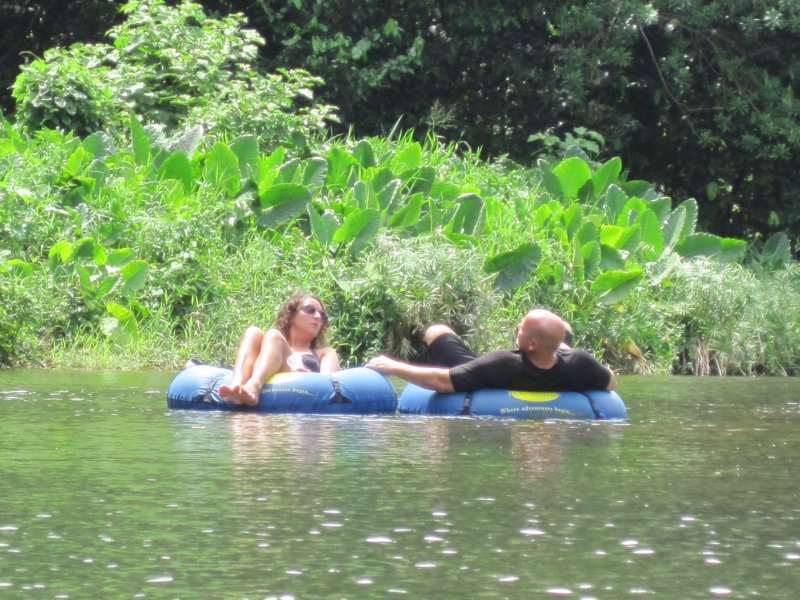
[448,348,611,393]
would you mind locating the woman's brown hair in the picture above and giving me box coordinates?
[274,292,330,348]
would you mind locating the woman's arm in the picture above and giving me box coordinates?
[319,347,341,374]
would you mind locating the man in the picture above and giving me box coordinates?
[366,308,617,393]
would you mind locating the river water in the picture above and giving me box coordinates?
[0,370,798,599]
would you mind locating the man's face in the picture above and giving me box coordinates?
[516,320,533,351]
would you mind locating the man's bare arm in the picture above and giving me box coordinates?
[606,367,618,391]
[366,355,455,393]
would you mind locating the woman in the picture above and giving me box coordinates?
[219,293,340,405]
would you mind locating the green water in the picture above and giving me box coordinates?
[0,370,798,599]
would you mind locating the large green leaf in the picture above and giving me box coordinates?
[662,206,687,253]
[71,238,96,261]
[485,243,542,292]
[581,240,602,279]
[307,205,340,246]
[158,151,195,194]
[603,184,628,222]
[389,192,424,229]
[333,208,380,255]
[230,135,260,182]
[353,180,372,209]
[119,260,149,298]
[171,125,204,159]
[649,197,672,223]
[599,244,625,270]
[619,196,648,226]
[353,139,376,168]
[600,224,624,248]
[447,193,484,235]
[618,223,642,252]
[563,203,583,239]
[403,165,437,195]
[575,221,599,246]
[590,268,644,305]
[63,146,91,179]
[392,142,423,172]
[537,159,562,199]
[677,198,698,238]
[553,156,592,202]
[377,178,401,212]
[257,184,311,228]
[129,115,150,166]
[261,146,286,174]
[276,158,301,184]
[674,233,722,258]
[430,180,464,201]
[302,157,329,190]
[620,180,652,197]
[326,148,359,188]
[762,232,792,264]
[203,142,240,197]
[4,259,34,278]
[107,248,134,267]
[592,156,622,197]
[105,302,138,335]
[637,209,664,261]
[717,238,748,263]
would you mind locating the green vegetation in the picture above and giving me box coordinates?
[1,0,798,375]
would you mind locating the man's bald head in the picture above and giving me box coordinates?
[520,309,566,354]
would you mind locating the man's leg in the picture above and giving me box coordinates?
[424,323,477,367]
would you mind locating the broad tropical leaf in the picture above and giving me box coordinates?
[230,135,260,182]
[389,193,424,229]
[158,151,195,194]
[674,233,722,258]
[447,193,484,235]
[590,268,644,304]
[119,260,150,297]
[485,243,542,292]
[307,205,340,246]
[257,183,311,228]
[553,156,592,202]
[592,156,622,197]
[203,142,240,197]
[333,208,380,255]
[129,115,150,166]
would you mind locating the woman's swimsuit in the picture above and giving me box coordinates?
[286,350,321,372]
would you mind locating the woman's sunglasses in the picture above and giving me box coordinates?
[298,304,327,321]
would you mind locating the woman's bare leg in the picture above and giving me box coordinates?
[238,329,290,404]
[220,328,290,405]
[220,326,267,402]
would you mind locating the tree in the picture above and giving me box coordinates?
[231,0,800,245]
[4,0,800,246]
[0,0,125,116]
[10,0,336,148]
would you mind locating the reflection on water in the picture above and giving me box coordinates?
[0,369,798,598]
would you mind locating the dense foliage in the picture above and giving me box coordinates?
[11,0,336,147]
[246,0,800,245]
[4,1,800,244]
[1,0,798,375]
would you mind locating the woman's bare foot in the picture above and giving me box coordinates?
[238,381,261,406]
[219,384,241,402]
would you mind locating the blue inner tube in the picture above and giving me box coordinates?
[167,365,398,414]
[399,384,627,419]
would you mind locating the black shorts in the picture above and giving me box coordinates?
[427,333,477,368]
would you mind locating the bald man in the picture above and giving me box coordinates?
[366,309,617,393]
